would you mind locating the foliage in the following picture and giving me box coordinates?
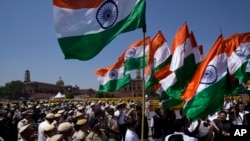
[65,93,74,99]
[0,86,6,98]
[4,80,24,99]
[95,91,116,98]
[95,92,104,98]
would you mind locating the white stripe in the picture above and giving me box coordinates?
[155,86,163,96]
[144,72,151,84]
[125,45,149,60]
[97,66,128,85]
[193,47,203,64]
[54,0,140,38]
[154,42,171,68]
[196,53,227,94]
[240,42,250,72]
[227,51,246,75]
[159,73,177,91]
[170,38,193,71]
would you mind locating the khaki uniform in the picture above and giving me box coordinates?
[107,116,120,140]
[85,131,107,141]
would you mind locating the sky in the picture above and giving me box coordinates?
[0,0,250,90]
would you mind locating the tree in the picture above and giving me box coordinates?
[0,86,6,98]
[5,80,23,99]
[95,92,104,98]
[95,91,116,98]
[65,93,74,99]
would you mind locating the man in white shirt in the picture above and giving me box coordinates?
[38,113,55,141]
[238,102,249,125]
[165,119,198,141]
[125,119,140,141]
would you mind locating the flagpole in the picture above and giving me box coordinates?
[141,28,146,141]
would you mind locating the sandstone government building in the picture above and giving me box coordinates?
[12,70,143,99]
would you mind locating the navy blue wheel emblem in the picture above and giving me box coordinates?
[109,70,118,80]
[235,49,245,58]
[96,0,118,29]
[200,65,217,85]
[126,48,136,58]
[151,58,156,70]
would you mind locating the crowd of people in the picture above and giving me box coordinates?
[149,97,250,141]
[0,97,249,141]
[0,98,150,141]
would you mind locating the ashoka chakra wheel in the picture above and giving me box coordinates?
[109,70,118,80]
[126,48,136,58]
[200,65,217,85]
[96,0,118,29]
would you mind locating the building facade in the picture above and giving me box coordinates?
[22,70,94,99]
[113,70,143,97]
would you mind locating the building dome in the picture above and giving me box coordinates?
[56,77,64,86]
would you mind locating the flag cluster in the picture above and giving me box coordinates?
[53,1,250,121]
[94,22,250,121]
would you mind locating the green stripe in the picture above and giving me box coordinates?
[145,75,158,88]
[167,54,197,99]
[183,76,228,121]
[234,62,247,80]
[124,56,148,72]
[58,0,146,60]
[154,55,172,72]
[99,74,131,92]
[144,56,172,88]
[160,91,183,108]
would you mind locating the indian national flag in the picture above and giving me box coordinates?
[144,31,171,88]
[95,60,131,92]
[161,22,197,100]
[119,36,150,72]
[224,33,246,79]
[239,32,250,83]
[181,35,228,121]
[152,84,183,108]
[53,0,146,60]
[190,31,204,64]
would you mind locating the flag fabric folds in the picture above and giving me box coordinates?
[119,36,150,72]
[190,31,204,64]
[95,60,131,92]
[239,32,250,83]
[182,35,228,121]
[144,31,171,88]
[224,33,246,80]
[53,0,146,60]
[160,22,197,103]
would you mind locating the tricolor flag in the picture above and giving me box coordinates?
[190,31,204,64]
[53,0,146,60]
[223,33,245,95]
[144,31,171,88]
[239,32,250,83]
[224,33,246,79]
[119,36,150,72]
[95,59,131,92]
[182,35,228,121]
[160,22,197,101]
